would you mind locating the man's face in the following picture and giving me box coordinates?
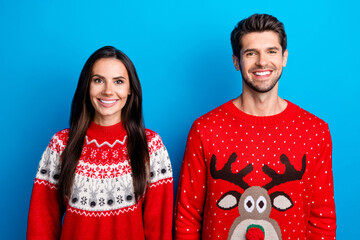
[233,31,288,93]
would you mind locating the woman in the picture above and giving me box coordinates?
[27,46,173,240]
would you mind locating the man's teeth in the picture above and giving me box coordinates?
[100,99,117,104]
[254,71,271,76]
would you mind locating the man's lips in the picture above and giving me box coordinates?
[252,70,273,78]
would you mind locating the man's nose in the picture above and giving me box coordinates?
[256,52,268,66]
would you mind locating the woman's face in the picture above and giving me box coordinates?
[89,58,131,126]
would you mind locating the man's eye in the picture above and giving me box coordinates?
[246,52,256,56]
[269,50,278,54]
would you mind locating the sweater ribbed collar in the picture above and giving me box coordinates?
[224,99,299,125]
[87,121,127,141]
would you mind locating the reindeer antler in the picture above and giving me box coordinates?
[263,154,306,190]
[210,153,253,190]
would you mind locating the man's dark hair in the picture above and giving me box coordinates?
[231,13,287,58]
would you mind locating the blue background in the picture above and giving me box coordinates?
[1,0,359,239]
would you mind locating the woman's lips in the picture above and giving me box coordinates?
[98,98,118,107]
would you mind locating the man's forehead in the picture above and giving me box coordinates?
[240,31,282,51]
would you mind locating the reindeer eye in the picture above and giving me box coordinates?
[244,196,255,213]
[256,196,267,213]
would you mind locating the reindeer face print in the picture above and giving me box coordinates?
[238,187,271,219]
[210,152,306,240]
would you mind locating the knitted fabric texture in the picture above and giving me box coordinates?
[28,122,173,240]
[174,100,336,240]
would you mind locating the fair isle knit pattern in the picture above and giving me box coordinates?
[28,122,173,240]
[174,100,336,240]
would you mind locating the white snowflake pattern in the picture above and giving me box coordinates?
[112,150,119,159]
[82,146,88,155]
[90,150,97,159]
[102,151,108,160]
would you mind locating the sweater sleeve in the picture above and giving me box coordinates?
[307,124,336,239]
[143,134,173,240]
[175,122,207,240]
[27,133,66,240]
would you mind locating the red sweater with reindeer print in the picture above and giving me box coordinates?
[175,100,336,240]
[27,121,173,240]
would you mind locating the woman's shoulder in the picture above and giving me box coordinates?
[145,128,159,140]
[48,128,70,153]
[145,128,166,155]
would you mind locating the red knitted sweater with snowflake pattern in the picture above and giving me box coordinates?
[175,100,336,240]
[28,122,173,240]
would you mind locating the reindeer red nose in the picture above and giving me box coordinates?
[246,224,265,240]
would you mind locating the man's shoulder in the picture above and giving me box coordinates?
[193,100,233,125]
[288,100,329,129]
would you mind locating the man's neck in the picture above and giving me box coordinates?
[233,91,287,117]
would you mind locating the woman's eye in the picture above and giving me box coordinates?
[93,78,103,83]
[115,80,123,84]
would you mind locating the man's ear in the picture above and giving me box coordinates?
[282,49,288,67]
[232,55,240,71]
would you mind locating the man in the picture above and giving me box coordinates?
[174,14,336,240]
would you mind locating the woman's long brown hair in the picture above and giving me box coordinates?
[58,46,149,203]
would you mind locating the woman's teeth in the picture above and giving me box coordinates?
[100,99,117,104]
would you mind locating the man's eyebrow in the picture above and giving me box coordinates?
[267,46,280,51]
[243,46,280,52]
[243,48,257,54]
